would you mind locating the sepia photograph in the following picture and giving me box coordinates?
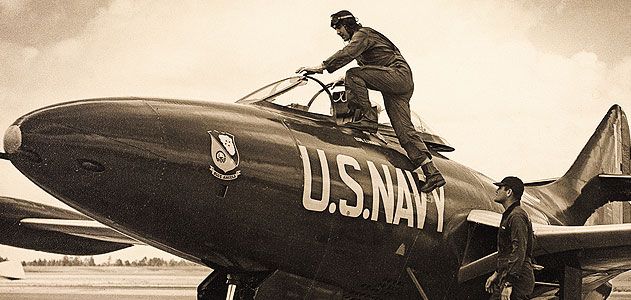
[1,1,630,299]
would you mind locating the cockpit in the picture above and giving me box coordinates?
[237,75,454,152]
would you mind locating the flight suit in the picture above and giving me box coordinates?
[491,202,535,300]
[322,27,432,167]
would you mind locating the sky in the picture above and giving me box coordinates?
[0,0,630,262]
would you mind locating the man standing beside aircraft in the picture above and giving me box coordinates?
[485,176,535,300]
[297,10,445,193]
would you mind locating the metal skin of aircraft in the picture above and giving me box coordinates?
[0,196,136,255]
[1,74,630,299]
[0,195,139,280]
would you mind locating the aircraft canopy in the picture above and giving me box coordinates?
[237,76,454,152]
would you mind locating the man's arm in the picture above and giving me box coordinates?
[504,214,529,284]
[323,29,372,73]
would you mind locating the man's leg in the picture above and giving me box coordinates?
[510,291,531,300]
[382,93,445,193]
[345,67,374,119]
[344,66,408,132]
[510,267,535,300]
[346,65,445,192]
[382,92,429,166]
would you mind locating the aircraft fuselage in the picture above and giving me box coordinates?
[6,98,538,298]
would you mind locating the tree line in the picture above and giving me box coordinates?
[20,256,197,267]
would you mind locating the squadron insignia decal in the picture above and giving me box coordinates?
[208,131,241,180]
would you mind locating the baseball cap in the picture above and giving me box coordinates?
[494,176,524,199]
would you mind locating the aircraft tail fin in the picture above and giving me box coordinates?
[539,105,631,225]
[562,105,630,185]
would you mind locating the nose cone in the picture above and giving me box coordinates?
[3,125,22,154]
[7,98,165,214]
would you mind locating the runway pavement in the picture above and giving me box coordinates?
[610,271,631,300]
[1,266,630,299]
[0,266,210,300]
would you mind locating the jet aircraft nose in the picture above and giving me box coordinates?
[3,125,22,154]
[4,97,297,269]
[7,98,163,165]
[5,98,166,218]
[5,97,310,270]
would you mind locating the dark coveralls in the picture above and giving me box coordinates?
[322,27,431,167]
[491,202,535,300]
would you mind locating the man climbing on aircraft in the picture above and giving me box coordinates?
[296,10,445,193]
[485,176,535,300]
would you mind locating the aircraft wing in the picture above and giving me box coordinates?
[0,196,138,255]
[19,218,140,245]
[458,209,631,282]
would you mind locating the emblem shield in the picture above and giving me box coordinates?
[208,131,241,180]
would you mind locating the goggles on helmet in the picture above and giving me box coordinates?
[330,14,354,28]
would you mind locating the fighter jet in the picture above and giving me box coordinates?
[1,74,630,299]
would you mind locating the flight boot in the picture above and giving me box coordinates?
[346,106,378,133]
[420,161,446,193]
